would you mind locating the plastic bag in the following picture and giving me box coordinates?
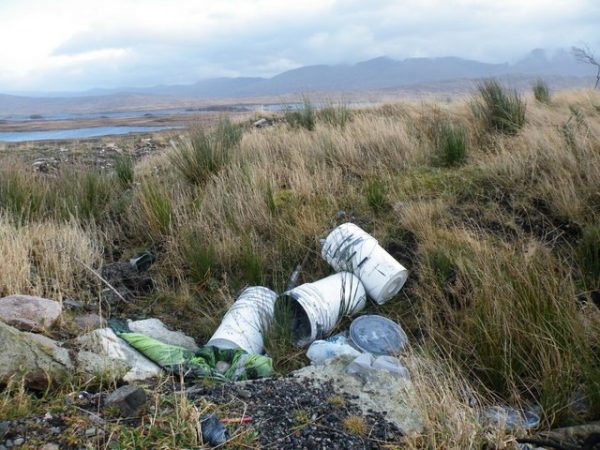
[306,334,362,364]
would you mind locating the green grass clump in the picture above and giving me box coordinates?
[432,121,468,167]
[114,155,135,186]
[474,79,526,135]
[285,97,315,131]
[171,117,241,185]
[533,79,551,104]
[181,230,219,284]
[136,181,172,239]
[365,178,388,212]
[62,170,115,221]
[317,102,351,127]
[0,167,47,222]
[238,239,264,285]
[577,223,600,288]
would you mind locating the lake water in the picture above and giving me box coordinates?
[0,103,302,122]
[0,126,182,142]
[0,102,329,142]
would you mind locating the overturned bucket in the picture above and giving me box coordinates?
[281,272,367,347]
[207,286,277,354]
[321,223,408,305]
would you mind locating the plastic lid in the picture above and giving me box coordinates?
[349,315,408,355]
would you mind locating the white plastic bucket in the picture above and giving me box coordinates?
[282,272,367,347]
[321,223,408,305]
[207,286,277,354]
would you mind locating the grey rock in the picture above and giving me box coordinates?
[40,444,60,450]
[238,389,252,400]
[13,438,24,446]
[254,118,269,128]
[63,298,84,310]
[75,328,162,382]
[84,427,97,437]
[105,385,147,417]
[0,321,72,389]
[0,295,62,332]
[128,318,198,352]
[73,314,106,332]
[293,358,422,434]
[0,421,8,438]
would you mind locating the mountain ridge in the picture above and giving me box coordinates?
[0,49,595,115]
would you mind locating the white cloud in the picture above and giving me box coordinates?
[0,0,598,91]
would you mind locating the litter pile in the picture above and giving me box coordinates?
[105,222,411,383]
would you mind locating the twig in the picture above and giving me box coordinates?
[74,257,131,305]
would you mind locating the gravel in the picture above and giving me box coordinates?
[187,375,404,449]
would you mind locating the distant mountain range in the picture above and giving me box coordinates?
[0,49,596,115]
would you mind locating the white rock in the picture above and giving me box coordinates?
[76,328,163,382]
[128,319,198,351]
[75,351,129,380]
[253,118,269,128]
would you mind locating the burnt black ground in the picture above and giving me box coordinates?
[187,376,404,449]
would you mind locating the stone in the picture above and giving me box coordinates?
[292,358,422,435]
[75,328,163,382]
[62,299,84,310]
[128,318,198,352]
[238,389,252,400]
[0,421,8,438]
[0,321,72,389]
[40,444,60,450]
[75,351,129,381]
[0,295,62,332]
[73,314,106,332]
[85,427,97,437]
[13,437,24,446]
[254,118,269,128]
[105,385,147,417]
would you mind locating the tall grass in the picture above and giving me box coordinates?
[114,154,135,186]
[0,165,47,222]
[0,216,100,298]
[317,102,351,128]
[1,89,600,438]
[415,233,600,424]
[431,121,468,167]
[64,170,115,221]
[365,178,388,211]
[135,180,173,240]
[533,79,551,104]
[170,117,242,185]
[577,224,600,289]
[285,97,315,131]
[474,79,526,134]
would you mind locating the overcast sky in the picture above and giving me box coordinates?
[1,0,598,93]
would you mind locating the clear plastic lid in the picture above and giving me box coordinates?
[349,315,408,355]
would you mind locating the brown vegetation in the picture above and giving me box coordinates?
[1,86,600,448]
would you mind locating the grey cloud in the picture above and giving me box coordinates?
[6,0,600,91]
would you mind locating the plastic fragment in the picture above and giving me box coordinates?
[200,414,229,446]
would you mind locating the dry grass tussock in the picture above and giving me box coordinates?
[0,215,101,299]
[1,86,600,447]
